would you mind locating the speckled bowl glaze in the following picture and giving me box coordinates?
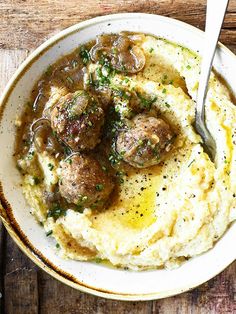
[0,13,236,301]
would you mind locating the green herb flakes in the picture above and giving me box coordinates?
[102,166,107,172]
[33,176,40,185]
[48,163,54,171]
[47,204,66,220]
[66,76,74,84]
[71,60,78,68]
[79,47,90,65]
[162,88,167,94]
[137,93,157,110]
[95,184,104,191]
[66,158,72,165]
[46,230,53,237]
[94,257,102,264]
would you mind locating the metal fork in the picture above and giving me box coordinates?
[194,0,229,161]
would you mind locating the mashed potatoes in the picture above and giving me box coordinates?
[19,35,236,270]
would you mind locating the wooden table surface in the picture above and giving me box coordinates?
[0,1,236,313]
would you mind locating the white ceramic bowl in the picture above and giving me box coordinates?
[0,13,236,301]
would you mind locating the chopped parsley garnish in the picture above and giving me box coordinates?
[137,93,157,110]
[47,204,66,220]
[108,152,122,166]
[48,163,54,171]
[186,65,191,70]
[102,166,107,172]
[26,150,35,160]
[75,204,83,213]
[162,88,167,94]
[95,184,104,191]
[66,158,72,164]
[112,88,130,100]
[71,60,78,68]
[96,67,110,85]
[116,171,125,184]
[165,102,170,108]
[79,46,90,65]
[88,56,117,88]
[66,76,74,84]
[46,230,53,237]
[63,145,71,156]
[149,47,154,53]
[111,47,118,55]
[33,176,40,185]
[98,55,108,66]
[76,195,88,210]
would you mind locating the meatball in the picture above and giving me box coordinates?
[50,90,104,151]
[116,114,176,168]
[59,154,114,209]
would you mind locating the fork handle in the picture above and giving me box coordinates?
[196,0,229,126]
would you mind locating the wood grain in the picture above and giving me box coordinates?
[153,261,236,313]
[38,269,152,314]
[0,1,236,313]
[0,0,236,50]
[4,268,38,314]
[0,49,29,93]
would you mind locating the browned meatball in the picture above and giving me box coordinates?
[59,154,114,209]
[116,114,176,168]
[50,90,104,151]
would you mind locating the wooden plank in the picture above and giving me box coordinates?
[38,269,152,314]
[4,234,39,313]
[152,262,236,313]
[4,268,38,314]
[4,232,36,273]
[0,49,29,94]
[0,0,235,50]
[0,48,39,313]
[38,269,100,314]
[0,48,30,313]
[96,298,151,314]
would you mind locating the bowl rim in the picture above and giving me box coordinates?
[0,12,235,301]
